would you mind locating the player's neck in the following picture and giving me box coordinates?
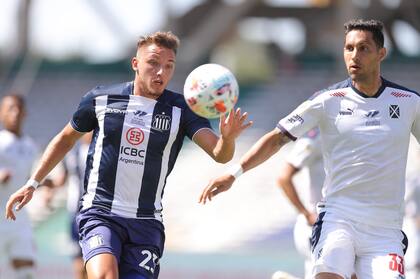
[132,80,160,100]
[5,127,22,138]
[352,76,382,97]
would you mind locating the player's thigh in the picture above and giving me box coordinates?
[356,229,407,279]
[311,217,355,279]
[79,221,123,278]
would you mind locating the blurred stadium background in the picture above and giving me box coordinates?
[0,0,419,278]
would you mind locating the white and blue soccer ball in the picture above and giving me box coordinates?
[183,63,239,119]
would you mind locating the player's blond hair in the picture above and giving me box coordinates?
[137,31,180,54]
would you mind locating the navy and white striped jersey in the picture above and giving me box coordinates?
[70,82,211,221]
[277,77,420,229]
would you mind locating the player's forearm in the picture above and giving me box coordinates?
[239,129,290,173]
[212,136,235,163]
[280,180,310,216]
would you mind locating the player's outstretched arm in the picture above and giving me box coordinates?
[199,128,291,204]
[194,107,253,163]
[5,123,84,220]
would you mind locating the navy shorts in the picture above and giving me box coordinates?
[70,213,83,258]
[76,207,165,279]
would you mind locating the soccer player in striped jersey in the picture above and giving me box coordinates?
[5,31,252,279]
[200,19,420,279]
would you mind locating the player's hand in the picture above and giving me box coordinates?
[5,185,36,220]
[199,174,235,204]
[305,212,318,226]
[219,107,252,141]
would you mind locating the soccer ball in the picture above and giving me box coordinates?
[183,63,239,119]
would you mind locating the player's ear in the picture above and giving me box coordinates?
[379,47,387,61]
[131,57,138,72]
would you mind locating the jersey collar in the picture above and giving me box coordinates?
[349,77,386,98]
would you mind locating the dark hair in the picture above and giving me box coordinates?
[344,19,385,48]
[1,93,26,109]
[137,31,180,54]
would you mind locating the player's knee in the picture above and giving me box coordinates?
[86,254,118,279]
[73,257,87,279]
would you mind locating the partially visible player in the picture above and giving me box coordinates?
[405,176,420,279]
[276,128,323,279]
[0,94,38,279]
[404,138,420,279]
[276,129,357,279]
[65,132,92,279]
[200,19,420,279]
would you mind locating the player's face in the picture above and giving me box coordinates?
[132,43,176,99]
[0,96,25,135]
[344,30,386,83]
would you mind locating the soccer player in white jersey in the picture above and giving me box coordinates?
[404,139,420,279]
[0,94,38,279]
[405,176,420,279]
[276,128,324,279]
[5,31,252,279]
[275,129,357,279]
[65,132,92,279]
[199,19,420,279]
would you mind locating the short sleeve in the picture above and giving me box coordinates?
[277,96,323,141]
[70,92,98,132]
[182,106,212,139]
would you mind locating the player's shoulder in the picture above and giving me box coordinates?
[0,130,38,153]
[382,78,419,99]
[82,82,133,101]
[0,130,10,145]
[308,78,352,101]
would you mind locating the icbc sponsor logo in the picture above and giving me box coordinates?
[126,127,144,145]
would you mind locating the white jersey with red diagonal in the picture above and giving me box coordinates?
[277,77,420,229]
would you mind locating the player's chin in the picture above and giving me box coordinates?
[348,71,361,81]
[151,84,166,93]
[147,87,164,97]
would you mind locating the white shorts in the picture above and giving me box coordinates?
[293,214,313,279]
[311,212,407,279]
[0,217,36,261]
[294,214,312,259]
